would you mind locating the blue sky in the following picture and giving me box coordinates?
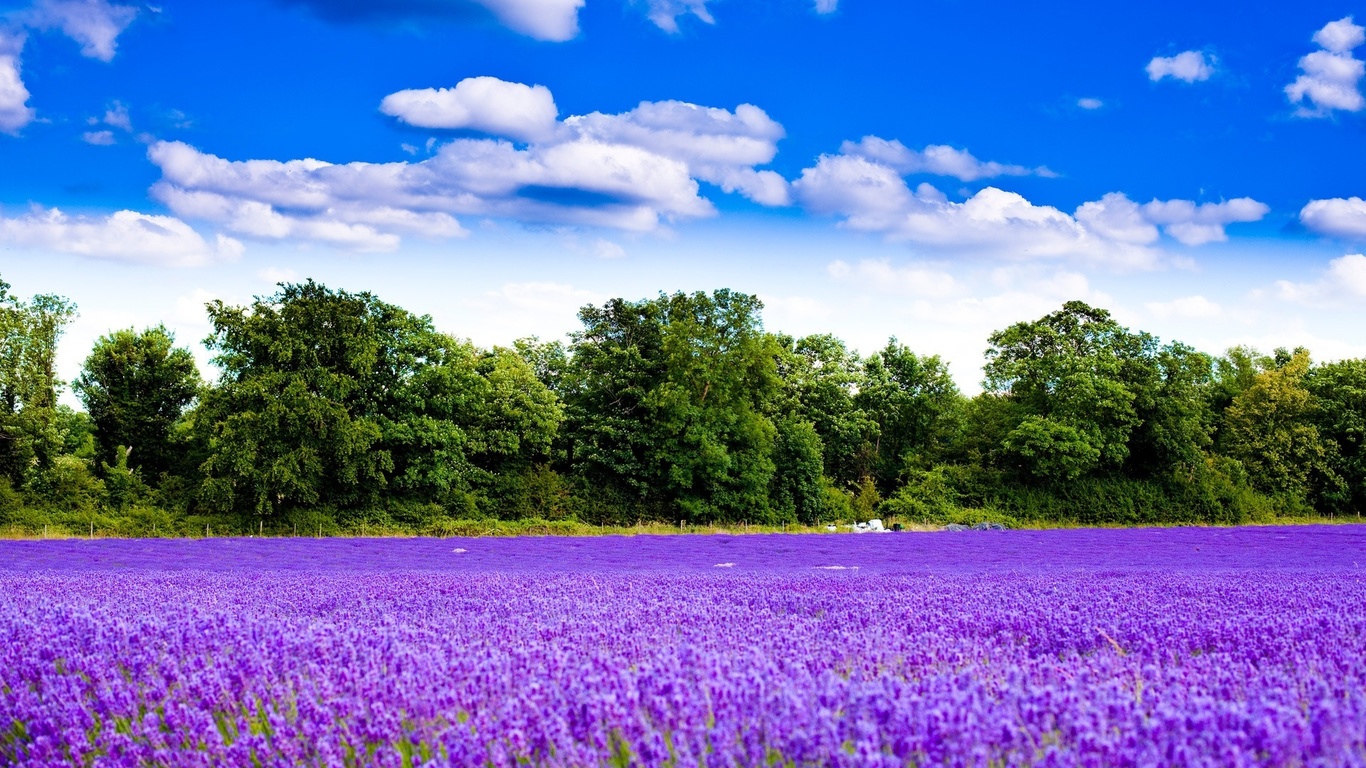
[1,0,1364,399]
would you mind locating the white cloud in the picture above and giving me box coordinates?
[1077,97,1104,110]
[1,1,137,136]
[18,0,138,62]
[1275,254,1366,302]
[469,0,583,41]
[794,153,1133,263]
[839,136,1049,181]
[638,0,836,32]
[171,288,223,326]
[0,205,241,266]
[1300,196,1366,239]
[383,79,790,203]
[0,32,33,134]
[827,258,958,296]
[1286,16,1365,117]
[1073,192,1160,244]
[641,0,713,32]
[81,129,114,145]
[592,238,626,259]
[568,99,789,204]
[468,281,601,341]
[1315,16,1366,53]
[148,79,789,249]
[487,281,597,313]
[794,146,1267,265]
[101,99,130,131]
[1139,197,1269,245]
[256,266,299,284]
[1146,51,1214,83]
[758,294,833,326]
[1145,295,1222,319]
[380,77,559,142]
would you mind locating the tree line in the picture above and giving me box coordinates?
[1,274,1362,535]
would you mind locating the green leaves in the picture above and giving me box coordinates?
[195,281,560,519]
[74,325,201,479]
[1222,349,1339,503]
[0,281,78,489]
[984,301,1156,483]
[564,290,779,522]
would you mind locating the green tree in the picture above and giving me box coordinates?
[74,326,202,479]
[1222,349,1338,502]
[0,278,77,487]
[856,339,962,492]
[1306,358,1366,514]
[196,281,561,520]
[768,416,826,524]
[397,339,562,510]
[563,290,780,522]
[1126,342,1215,479]
[983,301,1156,482]
[772,333,875,487]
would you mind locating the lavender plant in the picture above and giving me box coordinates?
[2,527,1364,766]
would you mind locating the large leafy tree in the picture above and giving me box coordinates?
[74,326,202,478]
[1125,342,1215,479]
[772,333,875,488]
[1307,359,1366,514]
[0,278,77,487]
[1222,349,1338,501]
[563,290,780,522]
[196,281,559,518]
[984,301,1157,482]
[856,339,962,492]
[768,416,827,524]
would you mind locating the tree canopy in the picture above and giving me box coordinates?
[2,272,1364,536]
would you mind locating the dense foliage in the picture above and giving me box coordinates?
[1,273,1362,534]
[3,528,1365,765]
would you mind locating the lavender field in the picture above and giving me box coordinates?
[3,528,1365,767]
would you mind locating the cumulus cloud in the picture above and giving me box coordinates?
[1077,97,1104,110]
[839,136,1051,182]
[276,0,583,42]
[81,129,114,145]
[149,77,788,249]
[1275,254,1366,302]
[0,32,33,134]
[827,258,958,296]
[1286,16,1365,117]
[641,0,713,32]
[567,99,789,204]
[487,281,598,314]
[257,266,299,284]
[1,1,137,136]
[1139,198,1269,246]
[1073,192,1160,245]
[17,0,138,62]
[592,238,626,259]
[0,205,242,266]
[100,99,130,130]
[465,281,603,342]
[638,0,837,32]
[381,77,559,142]
[1145,295,1222,319]
[1300,196,1366,239]
[793,145,1267,265]
[474,0,584,41]
[1146,51,1214,83]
